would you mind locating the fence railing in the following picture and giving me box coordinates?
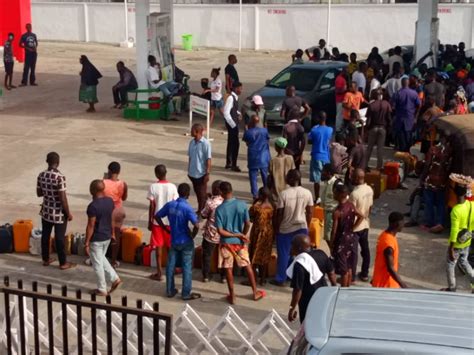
[0,276,172,355]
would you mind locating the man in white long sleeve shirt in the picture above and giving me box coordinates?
[146,55,180,98]
[223,82,243,172]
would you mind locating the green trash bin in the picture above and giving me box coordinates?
[182,34,193,51]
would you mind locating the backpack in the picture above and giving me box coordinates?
[0,224,13,253]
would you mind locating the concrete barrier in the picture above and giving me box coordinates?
[31,2,474,53]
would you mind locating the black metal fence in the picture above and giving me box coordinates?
[0,276,172,355]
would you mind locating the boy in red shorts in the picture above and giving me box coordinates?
[147,165,178,281]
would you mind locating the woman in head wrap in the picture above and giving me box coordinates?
[79,55,103,113]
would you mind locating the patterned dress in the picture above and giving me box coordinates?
[334,200,357,275]
[249,203,274,265]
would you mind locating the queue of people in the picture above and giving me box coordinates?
[23,34,474,326]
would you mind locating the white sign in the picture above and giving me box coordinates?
[189,95,211,140]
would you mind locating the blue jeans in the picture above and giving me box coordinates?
[446,246,474,290]
[166,241,194,298]
[249,167,268,199]
[423,189,445,227]
[159,81,180,98]
[90,240,119,293]
[275,229,308,283]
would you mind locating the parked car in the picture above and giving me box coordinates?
[288,287,474,354]
[242,61,347,129]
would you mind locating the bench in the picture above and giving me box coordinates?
[123,88,170,121]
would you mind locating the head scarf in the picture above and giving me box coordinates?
[80,55,103,86]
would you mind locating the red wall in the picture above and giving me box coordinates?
[0,0,32,63]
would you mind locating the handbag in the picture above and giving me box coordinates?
[457,202,472,244]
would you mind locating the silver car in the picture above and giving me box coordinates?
[288,287,474,354]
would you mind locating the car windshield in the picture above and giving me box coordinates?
[267,67,322,92]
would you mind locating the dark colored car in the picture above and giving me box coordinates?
[243,61,347,129]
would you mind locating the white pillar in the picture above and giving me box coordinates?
[254,6,259,50]
[135,0,150,89]
[124,0,129,43]
[238,0,242,51]
[83,3,89,42]
[160,0,174,47]
[414,0,438,67]
[326,0,331,46]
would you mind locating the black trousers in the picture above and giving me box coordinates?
[41,219,68,266]
[22,51,37,85]
[352,229,370,279]
[225,123,240,167]
[113,84,135,105]
[201,239,218,279]
[188,175,208,213]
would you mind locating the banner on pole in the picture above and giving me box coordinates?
[190,95,209,117]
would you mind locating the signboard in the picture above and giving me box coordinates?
[189,95,211,140]
[190,95,209,116]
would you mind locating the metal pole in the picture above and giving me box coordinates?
[124,0,129,44]
[326,0,331,46]
[239,0,242,52]
[206,101,210,140]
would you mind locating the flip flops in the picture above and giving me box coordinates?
[254,290,266,301]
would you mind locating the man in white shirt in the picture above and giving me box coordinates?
[384,46,403,77]
[146,55,180,98]
[352,62,367,95]
[271,169,314,286]
[305,39,328,60]
[349,169,374,282]
[223,81,243,172]
[147,164,178,281]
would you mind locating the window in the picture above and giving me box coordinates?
[267,68,323,92]
[319,69,338,90]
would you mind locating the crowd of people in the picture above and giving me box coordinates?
[7,27,474,324]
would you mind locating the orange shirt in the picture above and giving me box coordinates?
[372,231,400,288]
[103,179,125,209]
[343,91,364,120]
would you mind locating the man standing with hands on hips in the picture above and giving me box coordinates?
[19,23,38,87]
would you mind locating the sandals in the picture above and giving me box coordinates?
[254,290,266,301]
[90,289,108,297]
[59,262,77,270]
[226,294,236,305]
[182,293,201,301]
[42,258,56,266]
[149,273,163,282]
[109,279,123,294]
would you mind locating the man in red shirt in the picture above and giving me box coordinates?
[335,67,348,132]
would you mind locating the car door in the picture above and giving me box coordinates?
[312,68,340,127]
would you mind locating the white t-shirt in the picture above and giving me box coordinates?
[210,78,222,101]
[278,186,314,234]
[146,66,165,89]
[352,71,366,93]
[349,183,374,232]
[147,181,178,225]
[384,54,403,75]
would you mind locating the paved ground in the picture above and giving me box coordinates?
[0,42,471,352]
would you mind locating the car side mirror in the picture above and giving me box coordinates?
[265,79,271,85]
